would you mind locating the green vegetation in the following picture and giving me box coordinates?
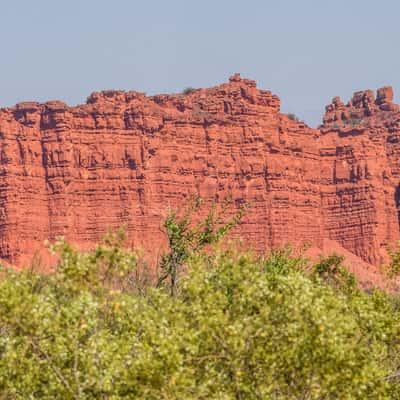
[1,206,400,398]
[384,241,400,279]
[287,113,300,122]
[182,87,196,95]
[349,117,363,127]
[343,112,364,128]
[157,198,247,296]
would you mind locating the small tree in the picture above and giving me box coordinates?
[385,242,400,278]
[287,113,300,122]
[312,254,357,293]
[157,198,247,296]
[48,226,137,294]
[182,87,196,95]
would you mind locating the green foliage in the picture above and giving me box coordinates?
[260,244,306,276]
[343,113,363,128]
[157,198,247,296]
[49,227,138,293]
[182,87,196,95]
[287,113,300,122]
[349,117,363,127]
[1,212,400,398]
[386,241,400,278]
[312,253,357,292]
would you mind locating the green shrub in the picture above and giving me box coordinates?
[287,113,300,122]
[386,242,400,278]
[349,117,363,127]
[157,198,247,296]
[0,214,400,398]
[312,253,357,292]
[182,87,196,95]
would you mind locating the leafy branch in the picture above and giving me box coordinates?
[157,197,248,296]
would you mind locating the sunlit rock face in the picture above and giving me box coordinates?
[0,74,399,269]
[321,86,400,264]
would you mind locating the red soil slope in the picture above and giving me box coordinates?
[0,74,400,279]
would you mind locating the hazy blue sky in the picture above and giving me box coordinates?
[1,0,399,126]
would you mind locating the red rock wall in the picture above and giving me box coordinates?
[321,87,400,264]
[0,74,399,266]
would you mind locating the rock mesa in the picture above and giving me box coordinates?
[1,74,400,280]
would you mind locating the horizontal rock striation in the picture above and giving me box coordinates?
[0,74,400,269]
[321,87,400,264]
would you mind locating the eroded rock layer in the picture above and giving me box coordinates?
[321,87,400,264]
[0,74,399,267]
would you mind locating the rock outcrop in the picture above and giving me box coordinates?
[0,74,400,274]
[321,87,400,264]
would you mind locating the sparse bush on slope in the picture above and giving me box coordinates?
[0,207,400,398]
[182,87,196,95]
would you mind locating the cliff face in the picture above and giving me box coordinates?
[0,74,399,269]
[321,87,400,264]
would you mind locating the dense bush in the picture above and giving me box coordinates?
[1,209,400,398]
[1,242,400,398]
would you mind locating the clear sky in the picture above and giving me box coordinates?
[1,0,399,127]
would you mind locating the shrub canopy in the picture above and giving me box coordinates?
[1,237,400,399]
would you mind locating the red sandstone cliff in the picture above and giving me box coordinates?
[0,74,399,275]
[321,86,400,265]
